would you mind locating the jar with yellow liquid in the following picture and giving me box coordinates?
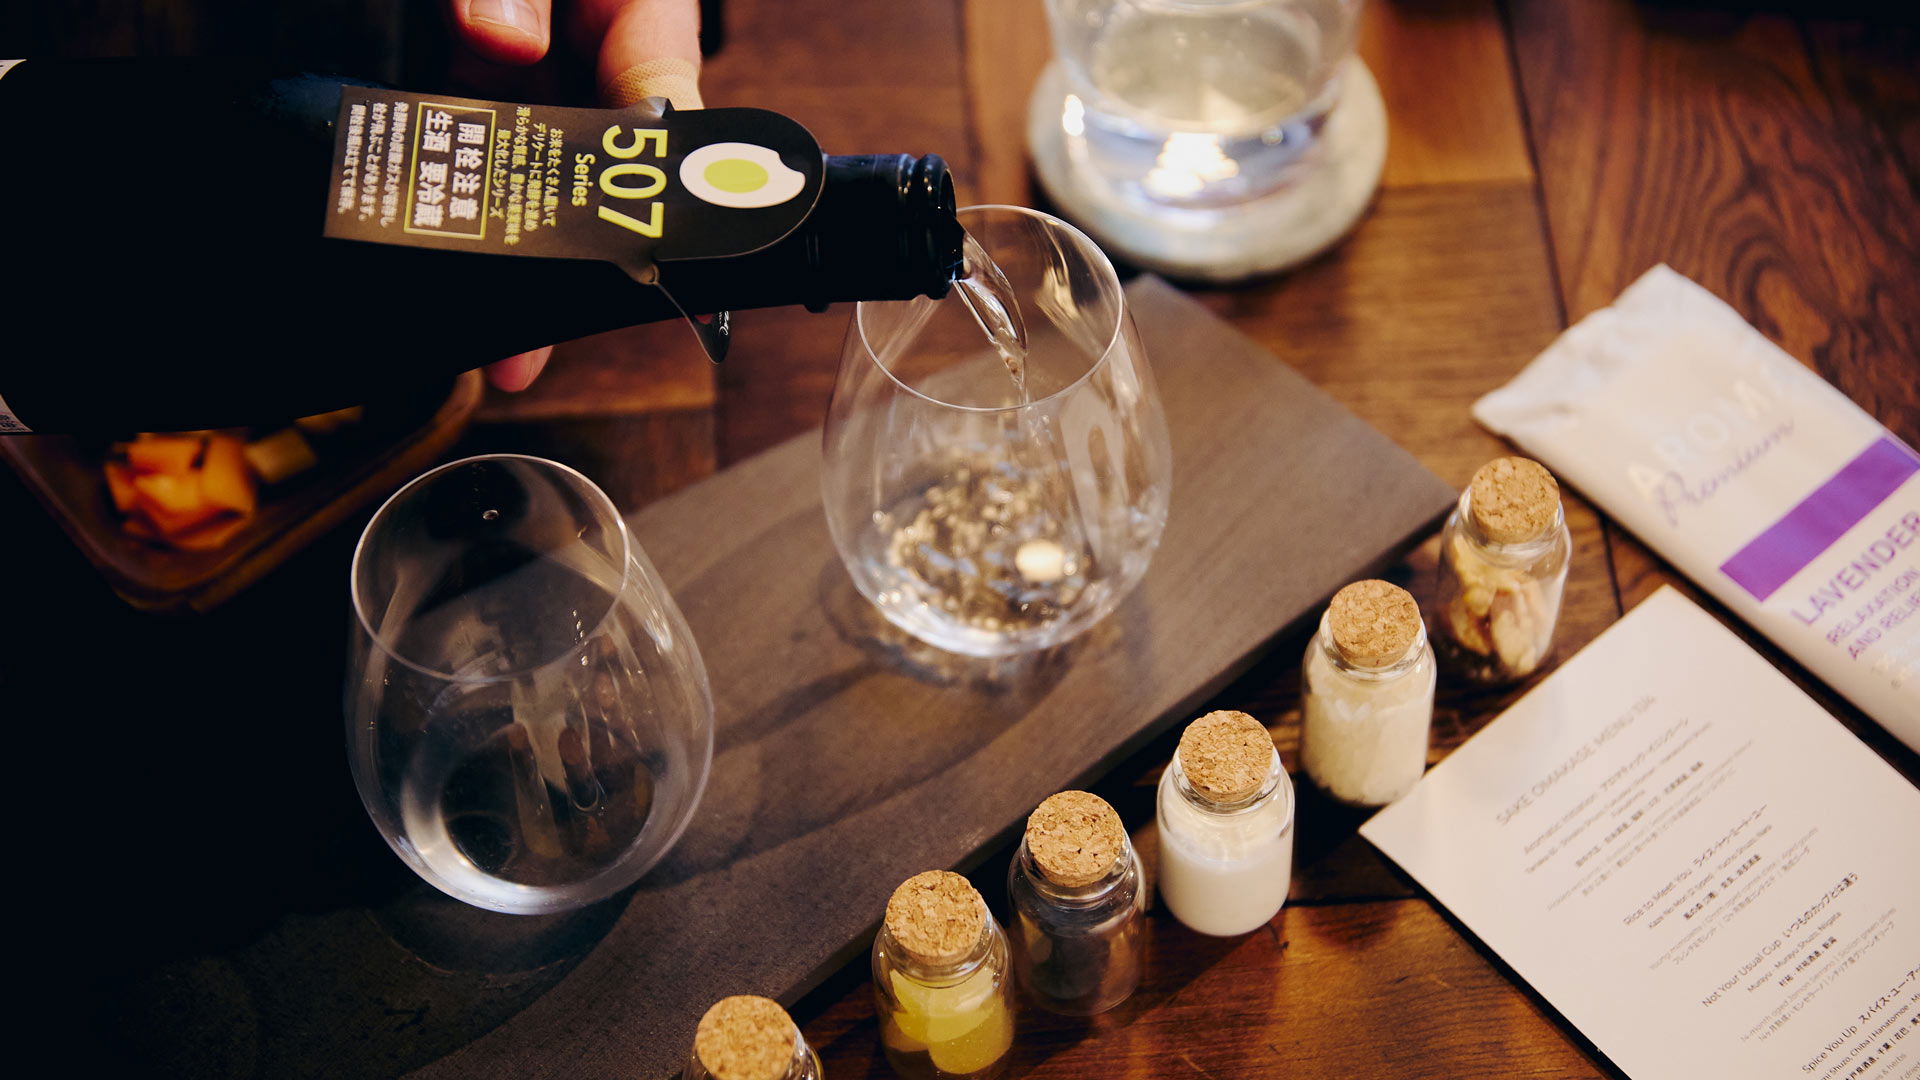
[872,870,1016,1080]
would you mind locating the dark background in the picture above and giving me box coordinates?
[0,5,685,1074]
[5,2,1918,1077]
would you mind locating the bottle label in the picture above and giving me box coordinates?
[323,88,825,281]
[0,391,30,433]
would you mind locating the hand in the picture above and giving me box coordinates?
[450,0,704,391]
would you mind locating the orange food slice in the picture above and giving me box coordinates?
[132,470,206,516]
[126,435,205,475]
[168,514,250,552]
[200,434,257,515]
[104,460,140,513]
[111,431,261,553]
[132,474,224,535]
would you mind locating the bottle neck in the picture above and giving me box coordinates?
[1454,488,1566,564]
[1169,749,1289,817]
[812,153,964,305]
[661,153,961,315]
[878,917,997,986]
[688,1035,820,1080]
[1314,610,1431,683]
[1015,836,1135,907]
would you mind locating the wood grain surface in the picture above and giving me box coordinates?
[404,278,1452,1080]
[1509,0,1920,773]
[1359,0,1535,188]
[3,2,1916,1078]
[803,900,1605,1080]
[795,2,1919,1077]
[1510,0,1920,432]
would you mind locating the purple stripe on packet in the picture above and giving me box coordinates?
[1719,437,1920,602]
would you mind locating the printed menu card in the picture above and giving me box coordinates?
[1363,586,1920,1080]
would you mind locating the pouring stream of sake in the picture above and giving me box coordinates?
[955,232,1032,402]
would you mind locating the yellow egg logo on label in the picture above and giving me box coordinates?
[680,142,807,209]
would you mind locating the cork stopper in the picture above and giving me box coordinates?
[1026,791,1126,888]
[885,870,986,966]
[693,995,795,1080]
[1176,711,1275,803]
[1468,457,1560,544]
[1326,579,1422,668]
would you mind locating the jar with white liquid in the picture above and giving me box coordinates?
[1299,579,1437,807]
[1156,710,1295,936]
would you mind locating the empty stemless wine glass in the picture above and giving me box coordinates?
[822,205,1172,658]
[347,455,714,914]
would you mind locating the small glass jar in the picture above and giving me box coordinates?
[1434,457,1572,684]
[1007,791,1147,1015]
[1155,711,1295,937]
[1300,581,1437,807]
[686,995,823,1080]
[873,871,1016,1080]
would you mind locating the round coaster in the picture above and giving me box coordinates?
[1027,56,1388,283]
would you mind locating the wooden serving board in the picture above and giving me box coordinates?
[406,278,1455,1079]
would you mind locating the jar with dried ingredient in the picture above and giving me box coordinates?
[1008,790,1147,1015]
[686,995,823,1080]
[1300,580,1437,807]
[873,870,1015,1080]
[1156,711,1295,937]
[1435,457,1571,683]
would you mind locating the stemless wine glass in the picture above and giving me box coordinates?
[347,455,714,914]
[823,205,1172,657]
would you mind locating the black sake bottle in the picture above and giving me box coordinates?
[0,58,962,431]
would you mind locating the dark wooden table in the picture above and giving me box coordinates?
[5,1,1917,1077]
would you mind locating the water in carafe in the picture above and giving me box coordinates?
[1066,0,1356,207]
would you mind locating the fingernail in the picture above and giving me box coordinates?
[486,357,533,392]
[469,0,535,33]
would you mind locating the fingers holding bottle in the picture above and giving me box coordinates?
[485,346,553,392]
[462,0,703,395]
[454,0,555,65]
[583,0,704,108]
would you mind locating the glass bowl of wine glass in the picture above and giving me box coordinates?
[346,454,714,914]
[822,205,1172,657]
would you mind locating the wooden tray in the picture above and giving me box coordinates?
[400,278,1458,1079]
[0,372,484,613]
[75,280,1454,1078]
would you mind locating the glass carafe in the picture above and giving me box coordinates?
[1027,0,1385,281]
